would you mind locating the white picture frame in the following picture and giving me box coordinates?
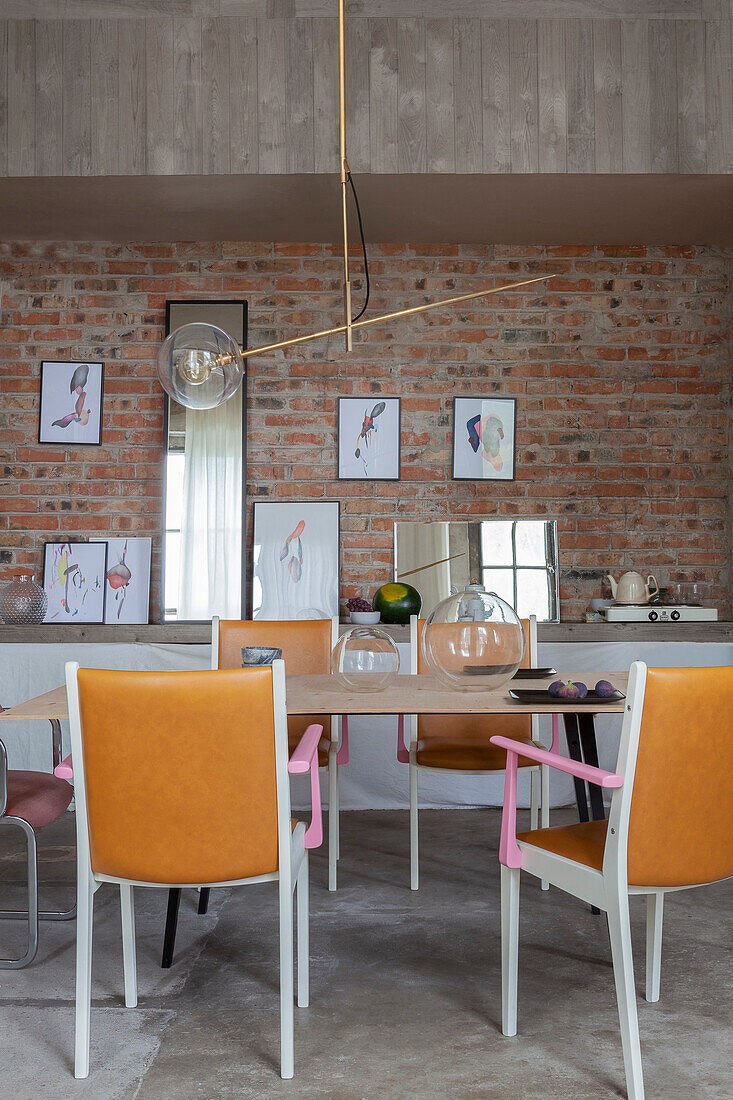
[42,541,107,624]
[92,537,152,624]
[252,501,340,620]
[39,360,104,446]
[337,397,401,480]
[452,396,517,481]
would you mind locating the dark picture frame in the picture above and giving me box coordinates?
[451,395,517,482]
[160,300,248,623]
[42,540,108,624]
[38,360,104,446]
[251,500,341,620]
[337,397,401,481]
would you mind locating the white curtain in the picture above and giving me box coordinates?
[177,389,242,620]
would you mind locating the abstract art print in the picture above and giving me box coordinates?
[38,361,104,445]
[42,541,107,623]
[452,396,516,481]
[92,537,152,624]
[252,501,339,620]
[337,397,401,480]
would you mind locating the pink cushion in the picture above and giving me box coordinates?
[4,771,73,829]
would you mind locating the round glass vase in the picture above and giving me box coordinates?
[421,583,524,691]
[0,572,48,625]
[331,627,400,693]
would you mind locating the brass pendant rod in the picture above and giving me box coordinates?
[238,274,554,360]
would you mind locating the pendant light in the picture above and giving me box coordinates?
[156,0,553,410]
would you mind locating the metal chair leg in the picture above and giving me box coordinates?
[161,888,181,968]
[197,888,210,915]
[0,816,39,969]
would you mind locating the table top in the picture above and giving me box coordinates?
[0,672,629,721]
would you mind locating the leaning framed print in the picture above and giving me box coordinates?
[92,537,152,624]
[252,501,340,620]
[42,540,107,623]
[337,397,401,480]
[38,361,104,446]
[452,396,516,481]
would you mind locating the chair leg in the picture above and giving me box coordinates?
[607,886,645,1100]
[0,817,39,970]
[645,892,664,1004]
[75,864,95,1079]
[296,852,309,1009]
[328,750,338,892]
[120,884,137,1008]
[161,888,181,969]
[500,864,520,1037]
[409,759,419,891]
[197,888,210,915]
[529,768,539,831]
[540,763,550,891]
[279,876,295,1079]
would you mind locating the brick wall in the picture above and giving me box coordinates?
[1,241,731,621]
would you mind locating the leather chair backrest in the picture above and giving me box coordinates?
[218,618,331,674]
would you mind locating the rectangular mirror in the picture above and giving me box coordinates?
[161,301,247,622]
[394,520,559,622]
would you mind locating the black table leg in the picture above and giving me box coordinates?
[161,888,181,969]
[562,714,589,822]
[197,888,210,915]
[578,713,606,823]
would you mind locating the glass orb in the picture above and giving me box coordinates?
[332,627,400,693]
[0,572,48,625]
[422,584,524,691]
[156,322,244,410]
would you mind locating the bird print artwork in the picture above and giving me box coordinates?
[106,539,133,619]
[280,520,305,583]
[354,401,386,475]
[52,363,90,429]
[40,360,103,445]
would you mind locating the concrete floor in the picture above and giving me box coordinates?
[0,808,731,1099]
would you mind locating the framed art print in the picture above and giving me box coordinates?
[337,397,401,480]
[252,501,340,620]
[452,396,516,481]
[39,361,104,445]
[42,541,107,623]
[92,537,152,624]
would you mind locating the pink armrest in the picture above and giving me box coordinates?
[287,723,323,850]
[396,714,409,764]
[490,734,623,870]
[54,753,74,781]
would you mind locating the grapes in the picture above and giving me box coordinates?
[347,596,372,613]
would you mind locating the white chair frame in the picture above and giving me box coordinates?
[497,660,733,1100]
[212,616,342,891]
[405,614,549,891]
[66,659,313,1081]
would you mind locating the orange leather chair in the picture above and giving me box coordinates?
[402,614,549,889]
[213,617,343,890]
[493,663,733,1100]
[66,661,323,1081]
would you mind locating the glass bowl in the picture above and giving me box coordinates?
[332,627,400,693]
[422,584,524,691]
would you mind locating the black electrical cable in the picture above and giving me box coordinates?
[347,173,370,322]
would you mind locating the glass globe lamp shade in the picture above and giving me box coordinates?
[331,627,400,693]
[422,583,525,691]
[156,322,244,410]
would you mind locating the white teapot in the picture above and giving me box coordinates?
[607,571,659,606]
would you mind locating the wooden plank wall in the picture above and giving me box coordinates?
[0,15,731,175]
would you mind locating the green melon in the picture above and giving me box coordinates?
[373,583,422,625]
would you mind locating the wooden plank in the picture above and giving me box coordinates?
[676,19,706,172]
[35,19,63,176]
[229,17,259,173]
[63,20,92,175]
[453,17,482,173]
[649,19,678,171]
[593,18,622,171]
[202,17,231,174]
[286,16,314,173]
[509,19,538,173]
[481,18,510,173]
[313,16,338,172]
[91,19,119,175]
[370,17,399,173]
[173,17,202,174]
[705,19,733,172]
[565,17,594,173]
[146,18,175,174]
[538,18,567,173]
[620,19,651,171]
[7,20,35,176]
[426,17,455,173]
[118,19,146,175]
[346,14,371,172]
[0,22,7,177]
[257,16,286,173]
[398,17,426,172]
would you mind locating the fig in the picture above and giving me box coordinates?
[558,680,587,700]
[595,679,615,698]
[548,680,565,698]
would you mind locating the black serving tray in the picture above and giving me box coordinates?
[511,667,557,679]
[508,688,626,705]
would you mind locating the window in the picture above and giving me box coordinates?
[480,520,559,621]
[164,451,185,620]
